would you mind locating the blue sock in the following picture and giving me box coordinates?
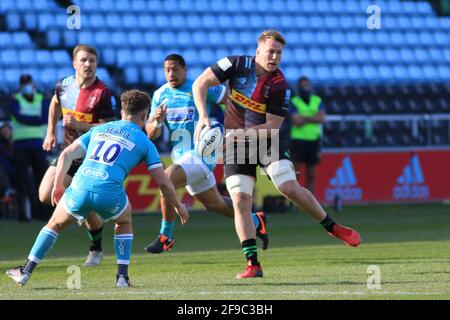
[114,233,133,276]
[27,227,59,264]
[159,220,175,239]
[251,212,260,229]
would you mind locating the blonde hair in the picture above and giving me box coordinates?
[72,44,98,60]
[258,29,286,47]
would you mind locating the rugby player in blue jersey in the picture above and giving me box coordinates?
[144,54,269,253]
[6,90,189,288]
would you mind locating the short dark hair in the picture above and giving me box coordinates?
[298,76,310,83]
[120,90,151,115]
[19,74,33,85]
[73,44,98,61]
[164,54,186,68]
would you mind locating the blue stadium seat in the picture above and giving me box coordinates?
[330,1,346,14]
[215,49,229,61]
[131,0,148,12]
[199,49,215,65]
[411,16,426,29]
[19,50,35,66]
[393,65,409,81]
[384,48,400,63]
[52,51,70,65]
[94,31,110,47]
[156,70,166,85]
[298,66,315,81]
[368,48,384,63]
[124,67,140,84]
[38,14,54,31]
[23,13,38,30]
[123,15,137,30]
[186,15,202,29]
[177,32,191,47]
[102,48,116,66]
[390,32,406,46]
[316,32,331,45]
[98,0,115,12]
[400,48,415,63]
[133,49,149,65]
[331,66,347,81]
[347,66,362,81]
[35,50,53,66]
[208,32,223,47]
[309,15,325,29]
[234,15,250,29]
[309,48,325,63]
[115,0,130,12]
[280,15,295,28]
[183,50,198,65]
[141,67,155,84]
[284,67,299,83]
[378,65,394,81]
[111,32,127,47]
[346,32,361,45]
[414,48,430,63]
[339,16,354,30]
[96,68,113,88]
[187,67,204,80]
[13,33,32,47]
[159,32,176,47]
[56,68,73,80]
[0,33,12,47]
[375,32,392,46]
[63,31,78,47]
[7,14,21,30]
[428,48,444,62]
[129,32,144,47]
[46,30,61,47]
[283,49,294,65]
[194,0,209,12]
[138,15,154,29]
[116,49,133,67]
[362,65,378,81]
[88,15,106,30]
[286,0,301,11]
[338,48,355,63]
[106,15,122,29]
[425,16,440,29]
[422,65,438,81]
[202,15,216,29]
[40,68,57,87]
[150,49,165,65]
[324,48,340,63]
[154,14,170,29]
[78,32,95,46]
[437,66,449,81]
[354,48,370,63]
[418,31,435,45]
[405,32,420,46]
[218,15,233,29]
[416,1,433,14]
[144,32,160,47]
[315,66,332,82]
[170,15,186,29]
[408,66,424,80]
[248,15,265,29]
[300,32,315,45]
[434,32,449,45]
[5,69,22,87]
[0,1,16,12]
[294,48,309,64]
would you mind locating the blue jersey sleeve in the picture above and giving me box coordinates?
[144,139,163,171]
[206,85,226,104]
[75,128,94,151]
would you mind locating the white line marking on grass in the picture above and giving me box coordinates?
[1,290,448,297]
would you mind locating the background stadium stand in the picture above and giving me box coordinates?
[0,0,448,148]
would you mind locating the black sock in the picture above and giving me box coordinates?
[118,264,128,277]
[87,227,103,252]
[242,239,259,266]
[22,260,37,274]
[320,215,336,232]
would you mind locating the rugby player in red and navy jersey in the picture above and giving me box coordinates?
[39,45,116,267]
[193,30,361,279]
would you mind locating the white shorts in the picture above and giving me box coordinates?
[175,152,216,195]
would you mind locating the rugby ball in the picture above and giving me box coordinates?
[195,121,224,157]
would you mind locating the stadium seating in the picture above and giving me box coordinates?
[0,0,448,148]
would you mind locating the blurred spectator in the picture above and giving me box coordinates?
[0,121,15,204]
[289,76,326,195]
[10,74,50,221]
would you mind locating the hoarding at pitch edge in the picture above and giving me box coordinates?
[124,150,450,213]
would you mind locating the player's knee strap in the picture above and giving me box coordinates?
[266,160,296,189]
[225,174,255,196]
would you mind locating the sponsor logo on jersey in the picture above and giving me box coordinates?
[81,167,109,180]
[217,57,232,71]
[62,107,93,122]
[325,157,362,202]
[230,89,266,114]
[393,155,429,200]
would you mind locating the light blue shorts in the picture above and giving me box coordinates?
[63,186,129,222]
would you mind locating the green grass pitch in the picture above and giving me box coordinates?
[1,203,449,300]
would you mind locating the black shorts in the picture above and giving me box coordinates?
[224,140,291,179]
[50,157,82,178]
[289,139,322,165]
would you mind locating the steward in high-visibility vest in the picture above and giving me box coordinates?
[10,74,50,221]
[289,77,326,194]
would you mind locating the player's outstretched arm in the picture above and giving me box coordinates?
[51,142,86,206]
[145,103,167,140]
[192,67,221,143]
[149,166,189,225]
[43,94,61,151]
